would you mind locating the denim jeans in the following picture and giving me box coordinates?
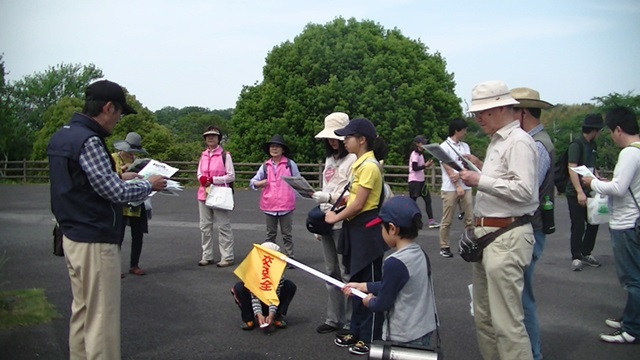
[523,229,545,360]
[610,228,640,338]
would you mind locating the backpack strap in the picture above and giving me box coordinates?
[626,144,640,212]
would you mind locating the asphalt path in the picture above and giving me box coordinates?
[0,184,637,359]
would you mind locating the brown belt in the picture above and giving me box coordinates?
[474,217,517,228]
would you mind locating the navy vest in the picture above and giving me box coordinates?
[47,113,123,244]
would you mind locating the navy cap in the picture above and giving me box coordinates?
[366,196,422,228]
[85,80,137,115]
[334,118,377,139]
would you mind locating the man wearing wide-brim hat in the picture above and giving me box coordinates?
[459,80,539,360]
[511,87,555,360]
[565,112,605,272]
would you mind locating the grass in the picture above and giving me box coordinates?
[0,288,60,330]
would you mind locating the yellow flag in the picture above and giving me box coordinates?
[233,243,287,306]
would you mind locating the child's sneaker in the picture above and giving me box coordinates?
[428,219,440,228]
[605,318,622,329]
[335,334,357,347]
[348,341,370,355]
[273,315,287,329]
[241,321,255,331]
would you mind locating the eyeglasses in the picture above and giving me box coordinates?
[470,109,491,119]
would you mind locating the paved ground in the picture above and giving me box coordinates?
[0,184,637,359]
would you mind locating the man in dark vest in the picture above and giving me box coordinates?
[512,87,555,360]
[48,80,166,360]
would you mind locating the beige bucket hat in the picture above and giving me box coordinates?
[469,80,520,113]
[315,112,350,140]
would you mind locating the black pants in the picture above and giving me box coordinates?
[231,280,297,323]
[120,214,146,268]
[409,181,434,219]
[567,195,599,260]
[349,257,384,344]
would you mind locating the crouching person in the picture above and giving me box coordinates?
[343,196,438,352]
[231,242,297,331]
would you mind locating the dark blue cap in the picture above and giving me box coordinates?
[366,196,421,228]
[334,118,377,139]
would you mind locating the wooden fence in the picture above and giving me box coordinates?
[0,160,443,191]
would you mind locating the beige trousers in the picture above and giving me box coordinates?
[472,224,534,360]
[198,200,235,262]
[439,190,474,248]
[64,236,121,360]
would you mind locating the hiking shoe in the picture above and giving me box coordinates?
[198,259,215,266]
[440,247,453,258]
[335,334,357,347]
[572,259,583,271]
[316,323,339,333]
[458,212,465,220]
[428,219,441,229]
[349,341,370,355]
[600,330,640,344]
[606,318,623,330]
[241,321,255,331]
[336,329,351,339]
[582,255,601,267]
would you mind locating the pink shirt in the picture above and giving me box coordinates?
[408,151,425,182]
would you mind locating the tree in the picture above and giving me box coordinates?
[9,63,103,131]
[227,17,462,164]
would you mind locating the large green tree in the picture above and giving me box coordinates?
[9,63,103,131]
[227,17,462,164]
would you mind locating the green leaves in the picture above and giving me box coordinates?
[227,17,462,164]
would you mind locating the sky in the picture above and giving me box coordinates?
[1,0,639,112]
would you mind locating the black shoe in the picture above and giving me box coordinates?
[458,212,464,220]
[316,323,339,333]
[335,334,357,347]
[439,247,453,258]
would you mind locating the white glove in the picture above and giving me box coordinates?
[312,191,331,204]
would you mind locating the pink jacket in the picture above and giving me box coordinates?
[259,157,296,212]
[197,147,234,201]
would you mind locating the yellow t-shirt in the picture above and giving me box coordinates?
[347,151,382,216]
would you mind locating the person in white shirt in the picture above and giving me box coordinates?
[438,118,474,258]
[582,106,640,345]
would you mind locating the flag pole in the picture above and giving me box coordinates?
[282,257,367,299]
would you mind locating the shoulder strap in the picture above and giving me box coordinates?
[626,144,640,211]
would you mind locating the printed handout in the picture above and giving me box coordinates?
[282,176,316,199]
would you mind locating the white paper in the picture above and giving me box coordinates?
[445,141,481,173]
[128,160,182,205]
[421,144,463,172]
[570,165,596,178]
[281,176,315,199]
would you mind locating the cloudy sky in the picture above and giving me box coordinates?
[1,0,639,112]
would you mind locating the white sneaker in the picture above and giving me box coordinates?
[572,259,583,271]
[600,330,639,344]
[606,318,622,329]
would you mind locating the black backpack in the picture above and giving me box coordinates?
[554,140,583,194]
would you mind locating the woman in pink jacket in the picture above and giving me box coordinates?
[197,126,236,267]
[250,135,300,262]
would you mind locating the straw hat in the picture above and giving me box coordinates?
[510,87,553,109]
